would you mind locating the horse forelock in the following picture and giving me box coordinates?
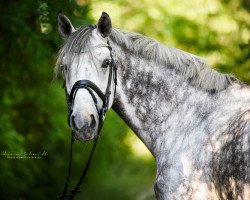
[55,25,94,78]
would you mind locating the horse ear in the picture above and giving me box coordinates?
[97,12,112,38]
[57,11,75,38]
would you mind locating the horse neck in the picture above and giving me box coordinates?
[111,42,213,155]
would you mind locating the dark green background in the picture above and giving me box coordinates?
[0,0,249,199]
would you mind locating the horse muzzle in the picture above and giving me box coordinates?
[70,113,98,141]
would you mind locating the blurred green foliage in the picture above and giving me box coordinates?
[0,0,249,200]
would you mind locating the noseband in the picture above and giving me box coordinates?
[58,39,117,200]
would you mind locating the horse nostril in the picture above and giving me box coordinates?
[71,115,78,130]
[90,114,96,129]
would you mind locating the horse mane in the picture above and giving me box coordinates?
[110,28,236,91]
[55,25,236,91]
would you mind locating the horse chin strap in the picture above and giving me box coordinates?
[58,39,117,200]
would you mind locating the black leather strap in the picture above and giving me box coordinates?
[69,80,106,105]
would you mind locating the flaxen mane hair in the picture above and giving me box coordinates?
[56,25,236,91]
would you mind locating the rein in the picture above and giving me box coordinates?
[57,40,117,200]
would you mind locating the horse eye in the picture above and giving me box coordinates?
[101,59,111,68]
[60,64,68,71]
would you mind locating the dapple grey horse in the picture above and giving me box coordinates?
[56,12,250,199]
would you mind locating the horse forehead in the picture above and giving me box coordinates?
[90,29,107,46]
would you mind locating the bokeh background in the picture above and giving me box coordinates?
[0,0,249,199]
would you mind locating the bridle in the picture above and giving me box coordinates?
[57,39,117,200]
